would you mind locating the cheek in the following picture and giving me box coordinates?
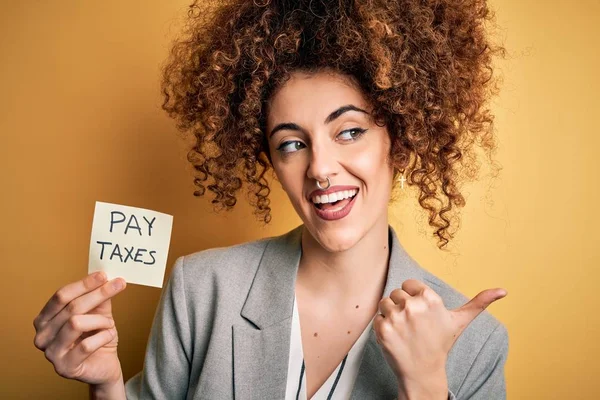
[350,141,389,178]
[273,161,304,198]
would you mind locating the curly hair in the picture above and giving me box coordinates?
[160,0,505,250]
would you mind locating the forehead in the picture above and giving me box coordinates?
[266,70,369,125]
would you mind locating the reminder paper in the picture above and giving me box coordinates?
[88,201,173,288]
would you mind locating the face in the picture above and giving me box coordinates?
[265,69,394,253]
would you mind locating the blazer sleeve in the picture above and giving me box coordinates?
[451,322,509,399]
[124,256,192,399]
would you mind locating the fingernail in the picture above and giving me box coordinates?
[112,279,124,291]
[95,271,107,283]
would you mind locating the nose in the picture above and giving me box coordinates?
[306,145,338,186]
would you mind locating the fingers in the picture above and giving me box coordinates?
[380,284,428,317]
[452,288,508,333]
[48,314,115,358]
[65,328,117,373]
[34,277,126,351]
[43,314,116,378]
[401,279,428,296]
[388,281,443,310]
[34,271,107,331]
[378,297,397,317]
[389,288,411,308]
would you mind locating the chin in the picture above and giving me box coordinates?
[310,223,362,253]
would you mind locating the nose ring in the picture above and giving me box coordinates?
[316,177,331,190]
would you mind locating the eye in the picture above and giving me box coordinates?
[277,141,305,153]
[337,128,367,141]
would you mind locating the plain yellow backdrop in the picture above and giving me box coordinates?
[1,1,598,398]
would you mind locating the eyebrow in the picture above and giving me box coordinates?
[268,104,369,139]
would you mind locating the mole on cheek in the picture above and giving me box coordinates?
[314,332,318,337]
[356,305,359,309]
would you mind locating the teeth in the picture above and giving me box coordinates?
[312,189,357,204]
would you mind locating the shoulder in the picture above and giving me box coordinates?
[172,233,272,283]
[183,235,271,271]
[166,233,276,312]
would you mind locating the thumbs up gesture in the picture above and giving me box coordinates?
[373,279,507,399]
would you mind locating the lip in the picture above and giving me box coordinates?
[308,185,359,201]
[312,190,358,221]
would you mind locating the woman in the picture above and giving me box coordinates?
[33,0,509,399]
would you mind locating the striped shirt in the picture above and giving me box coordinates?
[285,293,376,400]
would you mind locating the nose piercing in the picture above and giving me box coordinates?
[316,176,331,190]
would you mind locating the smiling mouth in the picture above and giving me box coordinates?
[313,191,358,210]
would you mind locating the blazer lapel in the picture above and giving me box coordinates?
[350,225,427,399]
[233,225,303,400]
[232,224,425,400]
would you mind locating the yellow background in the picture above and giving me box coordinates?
[1,1,598,398]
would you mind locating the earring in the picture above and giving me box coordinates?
[397,169,406,189]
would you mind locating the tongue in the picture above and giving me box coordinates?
[320,197,352,211]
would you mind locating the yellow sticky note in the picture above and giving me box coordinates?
[88,201,173,288]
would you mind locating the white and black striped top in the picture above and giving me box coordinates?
[285,293,375,400]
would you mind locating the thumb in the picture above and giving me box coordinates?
[452,288,507,336]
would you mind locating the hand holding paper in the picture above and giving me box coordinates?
[33,201,174,397]
[88,201,174,288]
[33,270,127,396]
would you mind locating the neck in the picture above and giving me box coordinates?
[297,217,391,307]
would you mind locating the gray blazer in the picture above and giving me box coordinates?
[125,224,508,399]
